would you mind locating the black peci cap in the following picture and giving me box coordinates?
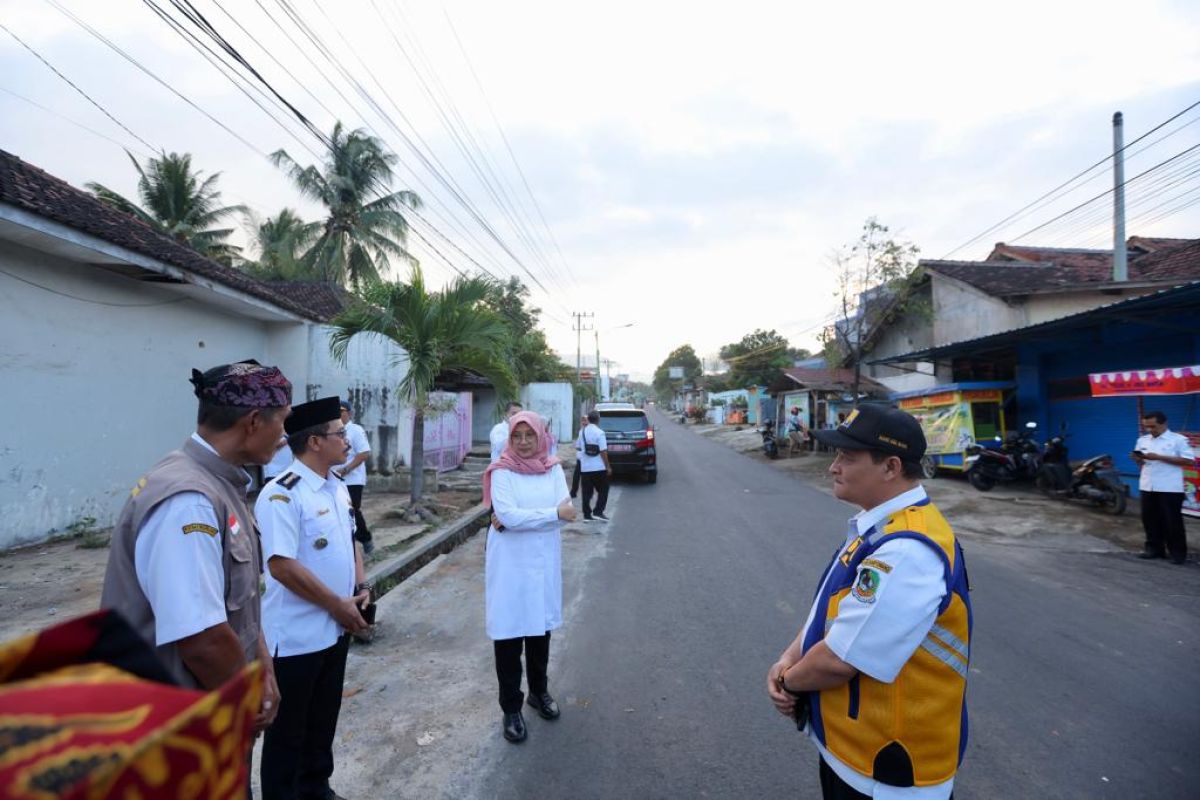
[812,404,926,462]
[284,396,343,435]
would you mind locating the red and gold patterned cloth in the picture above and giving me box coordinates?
[0,610,261,799]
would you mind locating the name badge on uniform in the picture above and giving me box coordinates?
[314,537,329,550]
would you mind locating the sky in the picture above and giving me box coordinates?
[2,0,1199,381]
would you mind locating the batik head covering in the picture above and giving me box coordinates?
[189,360,292,408]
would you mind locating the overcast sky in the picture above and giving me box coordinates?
[2,0,1199,380]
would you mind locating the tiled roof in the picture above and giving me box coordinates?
[263,281,352,323]
[1128,236,1191,253]
[0,148,324,321]
[928,237,1200,296]
[779,367,888,395]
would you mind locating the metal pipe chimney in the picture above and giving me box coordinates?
[1113,111,1127,282]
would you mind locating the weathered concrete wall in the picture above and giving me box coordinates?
[306,325,410,474]
[932,276,1021,345]
[471,387,498,444]
[520,383,573,442]
[0,239,293,547]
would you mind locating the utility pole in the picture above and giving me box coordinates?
[594,329,601,399]
[572,311,594,384]
[1113,111,1128,282]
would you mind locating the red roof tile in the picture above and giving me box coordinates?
[0,149,325,321]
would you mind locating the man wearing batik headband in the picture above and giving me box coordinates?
[101,360,292,738]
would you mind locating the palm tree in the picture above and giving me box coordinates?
[241,208,319,281]
[87,152,245,264]
[329,267,517,517]
[270,123,421,290]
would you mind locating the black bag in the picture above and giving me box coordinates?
[582,429,600,457]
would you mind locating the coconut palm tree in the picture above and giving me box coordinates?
[241,208,320,281]
[329,267,517,516]
[86,151,245,264]
[270,123,421,290]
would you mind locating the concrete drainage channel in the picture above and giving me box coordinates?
[364,503,491,598]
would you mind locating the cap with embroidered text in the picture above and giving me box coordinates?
[812,403,926,462]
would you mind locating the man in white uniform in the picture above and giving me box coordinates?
[489,401,523,462]
[257,396,370,800]
[576,410,612,521]
[335,401,374,555]
[1134,410,1196,564]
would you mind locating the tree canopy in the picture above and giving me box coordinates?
[719,329,808,389]
[652,344,702,398]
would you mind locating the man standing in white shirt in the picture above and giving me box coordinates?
[257,397,370,800]
[335,400,374,555]
[1134,410,1196,565]
[576,410,612,522]
[766,404,972,799]
[490,401,523,462]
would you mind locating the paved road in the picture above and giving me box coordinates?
[477,408,1200,799]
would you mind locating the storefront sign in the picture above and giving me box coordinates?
[1089,365,1200,397]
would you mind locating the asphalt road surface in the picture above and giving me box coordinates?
[475,408,1200,799]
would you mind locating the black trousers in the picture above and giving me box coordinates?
[1141,490,1187,558]
[262,635,351,800]
[347,484,371,545]
[818,758,953,800]
[571,461,581,497]
[581,470,609,516]
[493,632,551,714]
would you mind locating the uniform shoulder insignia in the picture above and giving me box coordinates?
[277,472,302,490]
[182,522,219,537]
[268,493,291,503]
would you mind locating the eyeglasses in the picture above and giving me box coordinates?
[315,429,348,440]
[510,433,539,443]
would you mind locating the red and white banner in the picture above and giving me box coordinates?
[1089,365,1200,397]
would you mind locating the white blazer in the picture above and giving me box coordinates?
[485,465,568,640]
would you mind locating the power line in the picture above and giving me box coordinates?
[1009,141,1200,243]
[0,85,154,157]
[942,99,1200,258]
[0,21,157,152]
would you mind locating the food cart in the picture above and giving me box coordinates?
[891,382,1014,477]
[1089,364,1200,518]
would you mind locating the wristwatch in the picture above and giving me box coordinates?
[355,581,373,595]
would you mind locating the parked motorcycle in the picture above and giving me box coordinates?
[760,424,779,459]
[964,422,1042,491]
[1035,433,1127,515]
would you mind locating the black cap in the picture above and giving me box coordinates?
[812,404,926,462]
[284,396,342,435]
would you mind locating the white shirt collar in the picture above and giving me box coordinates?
[190,432,219,456]
[290,457,333,491]
[851,484,929,538]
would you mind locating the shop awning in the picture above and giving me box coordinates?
[1089,365,1200,397]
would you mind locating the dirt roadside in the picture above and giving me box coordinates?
[0,484,483,646]
[687,421,1200,557]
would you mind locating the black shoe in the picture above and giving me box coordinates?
[1137,550,1166,559]
[527,692,561,720]
[593,512,609,521]
[582,514,593,521]
[1169,555,1187,565]
[503,711,527,743]
[570,493,577,499]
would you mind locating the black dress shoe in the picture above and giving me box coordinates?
[1137,550,1165,559]
[502,711,527,742]
[527,691,561,720]
[1169,555,1187,565]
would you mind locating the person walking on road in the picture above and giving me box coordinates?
[766,404,973,800]
[1134,410,1195,565]
[483,410,576,743]
[100,360,291,767]
[490,401,524,463]
[335,400,374,555]
[570,413,588,499]
[257,396,370,800]
[577,410,612,522]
